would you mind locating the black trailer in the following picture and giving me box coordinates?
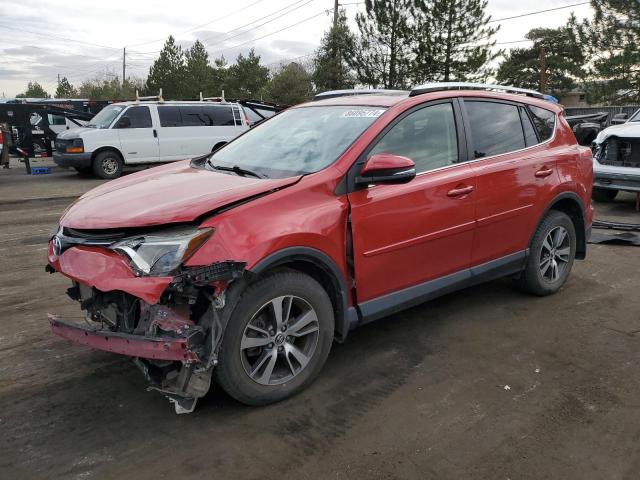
[0,103,98,172]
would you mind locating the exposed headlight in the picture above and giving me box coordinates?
[110,227,212,276]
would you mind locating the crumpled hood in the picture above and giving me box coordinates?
[594,122,640,144]
[60,160,301,229]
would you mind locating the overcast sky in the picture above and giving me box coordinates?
[0,0,593,97]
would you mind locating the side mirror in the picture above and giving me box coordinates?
[355,153,416,186]
[116,116,131,129]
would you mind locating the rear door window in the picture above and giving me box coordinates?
[465,101,525,158]
[202,105,236,126]
[158,106,182,127]
[528,105,556,141]
[180,106,207,126]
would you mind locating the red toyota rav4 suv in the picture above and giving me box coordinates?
[47,84,593,413]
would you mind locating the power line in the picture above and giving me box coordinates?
[208,9,333,56]
[127,0,269,48]
[1,44,121,62]
[199,0,315,48]
[129,0,313,55]
[488,2,590,23]
[0,23,120,50]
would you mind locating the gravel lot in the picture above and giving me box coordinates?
[1,162,639,480]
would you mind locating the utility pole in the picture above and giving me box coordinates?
[333,0,339,29]
[539,46,547,93]
[122,47,126,88]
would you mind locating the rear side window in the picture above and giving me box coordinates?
[180,106,207,126]
[520,107,538,146]
[123,106,152,128]
[528,105,556,141]
[158,106,182,127]
[202,105,236,126]
[465,101,525,158]
[369,102,458,173]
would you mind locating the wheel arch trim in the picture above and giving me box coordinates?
[91,145,124,161]
[531,191,587,259]
[250,247,357,342]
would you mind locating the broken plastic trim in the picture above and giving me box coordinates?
[171,260,247,288]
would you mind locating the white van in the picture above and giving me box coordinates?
[53,100,249,178]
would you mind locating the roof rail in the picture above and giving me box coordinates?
[313,88,409,101]
[135,88,164,103]
[409,82,545,99]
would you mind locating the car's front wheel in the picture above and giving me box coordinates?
[592,187,618,202]
[518,210,576,296]
[216,272,334,406]
[93,150,123,179]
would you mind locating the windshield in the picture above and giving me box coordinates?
[87,105,125,128]
[629,109,640,122]
[208,105,386,178]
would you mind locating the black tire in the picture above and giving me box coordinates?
[592,187,618,202]
[74,166,93,176]
[215,272,334,406]
[518,210,576,296]
[92,150,123,179]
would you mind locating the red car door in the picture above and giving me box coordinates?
[462,100,559,266]
[347,100,476,312]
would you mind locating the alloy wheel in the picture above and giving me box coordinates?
[240,295,320,386]
[539,225,570,282]
[102,157,118,176]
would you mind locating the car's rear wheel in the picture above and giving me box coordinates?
[518,210,576,296]
[592,187,618,202]
[215,272,334,406]
[92,150,123,179]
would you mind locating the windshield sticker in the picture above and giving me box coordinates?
[340,109,385,118]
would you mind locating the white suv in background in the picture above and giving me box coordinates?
[592,108,640,202]
[54,101,249,178]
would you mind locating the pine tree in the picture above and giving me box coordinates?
[312,9,356,92]
[496,26,585,96]
[184,40,214,98]
[571,0,640,103]
[147,36,185,99]
[352,0,413,89]
[16,81,50,98]
[411,0,499,83]
[211,56,229,97]
[268,62,314,105]
[226,49,270,99]
[55,77,77,98]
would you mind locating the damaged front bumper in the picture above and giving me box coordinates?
[47,241,246,414]
[48,314,201,362]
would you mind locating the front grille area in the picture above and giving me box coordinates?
[599,138,640,168]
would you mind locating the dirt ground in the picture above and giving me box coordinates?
[1,162,639,480]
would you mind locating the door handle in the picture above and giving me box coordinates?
[447,185,475,197]
[535,167,553,178]
[153,129,158,138]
